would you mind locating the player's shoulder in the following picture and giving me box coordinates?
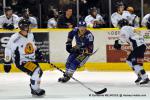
[144,13,150,17]
[12,14,19,18]
[48,18,55,22]
[86,29,92,33]
[143,13,150,19]
[72,27,79,32]
[28,32,34,36]
[96,14,102,17]
[0,15,6,18]
[85,30,93,36]
[121,25,131,29]
[131,13,136,17]
[0,15,5,18]
[121,26,134,31]
[69,27,79,35]
[111,12,118,17]
[122,11,130,16]
[29,17,37,21]
[123,11,129,13]
[9,33,21,43]
[85,15,91,19]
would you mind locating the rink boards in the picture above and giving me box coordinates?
[0,28,150,72]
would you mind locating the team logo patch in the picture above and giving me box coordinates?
[24,43,34,54]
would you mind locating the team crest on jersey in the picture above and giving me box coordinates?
[24,43,34,54]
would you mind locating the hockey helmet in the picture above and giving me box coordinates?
[78,21,87,27]
[18,19,31,30]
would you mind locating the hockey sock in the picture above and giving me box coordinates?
[133,65,148,80]
[126,61,139,77]
[30,67,41,90]
[66,68,74,77]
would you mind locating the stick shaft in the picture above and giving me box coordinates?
[50,63,95,93]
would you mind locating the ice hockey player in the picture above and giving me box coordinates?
[146,16,150,29]
[20,8,38,28]
[114,19,150,85]
[0,6,20,29]
[111,2,131,28]
[58,21,94,83]
[4,19,45,96]
[141,13,150,27]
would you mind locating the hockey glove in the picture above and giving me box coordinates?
[35,49,44,62]
[2,23,9,29]
[66,41,73,53]
[114,40,122,50]
[2,23,14,30]
[7,24,15,30]
[4,61,11,73]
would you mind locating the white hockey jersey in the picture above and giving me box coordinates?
[129,14,140,27]
[141,14,150,27]
[19,17,38,28]
[111,11,131,27]
[119,26,145,49]
[4,32,37,64]
[47,18,57,28]
[84,14,104,28]
[0,14,20,28]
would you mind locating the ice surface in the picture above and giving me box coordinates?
[0,71,150,100]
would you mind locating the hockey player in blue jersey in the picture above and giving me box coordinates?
[58,21,94,83]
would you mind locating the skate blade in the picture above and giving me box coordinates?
[135,82,140,85]
[32,94,45,98]
[140,82,150,87]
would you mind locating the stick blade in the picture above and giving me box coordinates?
[94,88,107,95]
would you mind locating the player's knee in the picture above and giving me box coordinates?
[69,63,78,71]
[66,62,70,68]
[140,69,146,75]
[31,67,43,78]
[132,61,143,66]
[137,58,144,66]
[131,58,143,66]
[30,79,35,85]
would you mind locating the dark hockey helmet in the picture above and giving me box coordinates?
[18,19,31,30]
[78,21,87,27]
[146,16,150,29]
[118,19,129,28]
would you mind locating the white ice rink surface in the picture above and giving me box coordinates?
[0,71,150,100]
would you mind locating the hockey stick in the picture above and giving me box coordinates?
[86,48,99,55]
[49,63,107,95]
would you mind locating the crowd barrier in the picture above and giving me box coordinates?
[0,28,150,72]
